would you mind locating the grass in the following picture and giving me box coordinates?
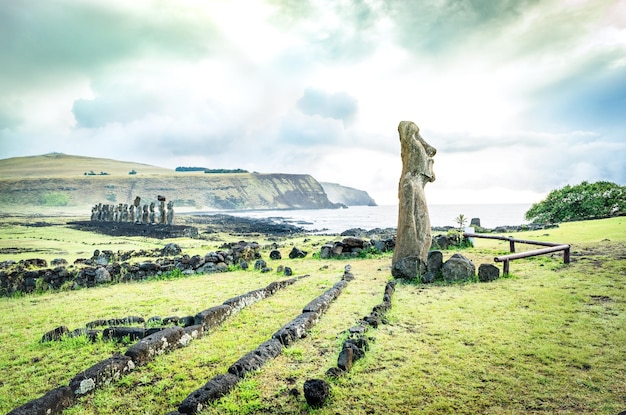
[0,217,624,414]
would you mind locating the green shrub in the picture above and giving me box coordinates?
[525,180,626,223]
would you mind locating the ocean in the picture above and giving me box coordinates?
[214,204,533,234]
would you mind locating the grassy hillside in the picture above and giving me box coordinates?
[0,152,172,178]
[0,154,338,212]
[0,217,624,414]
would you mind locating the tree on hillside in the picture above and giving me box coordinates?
[525,181,626,223]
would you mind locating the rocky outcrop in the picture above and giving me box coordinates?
[320,182,377,206]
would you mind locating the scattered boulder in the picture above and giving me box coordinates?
[269,250,282,260]
[423,250,443,283]
[95,267,111,284]
[442,254,475,282]
[391,255,426,280]
[289,247,308,259]
[478,263,500,282]
[303,379,330,408]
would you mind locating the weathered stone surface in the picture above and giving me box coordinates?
[269,250,282,260]
[194,305,232,330]
[393,121,436,269]
[337,346,354,371]
[178,373,240,415]
[427,250,443,275]
[7,386,75,415]
[223,289,267,314]
[273,312,319,346]
[69,354,135,396]
[303,379,331,408]
[289,247,308,259]
[41,325,70,342]
[478,263,500,282]
[103,327,148,342]
[302,281,347,314]
[228,338,283,378]
[391,255,426,280]
[125,327,185,365]
[442,254,475,282]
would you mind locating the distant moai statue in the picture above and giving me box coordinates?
[142,204,149,224]
[97,203,103,221]
[149,203,156,224]
[158,195,166,224]
[129,205,135,223]
[102,205,109,221]
[122,204,129,222]
[91,205,98,221]
[134,197,142,223]
[116,204,123,222]
[166,201,174,225]
[391,121,437,280]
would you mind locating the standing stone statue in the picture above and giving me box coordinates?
[134,197,142,223]
[149,202,156,224]
[158,200,166,224]
[129,205,135,223]
[142,204,149,224]
[166,201,174,225]
[392,121,437,279]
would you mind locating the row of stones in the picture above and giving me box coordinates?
[7,275,307,415]
[393,251,501,283]
[167,267,355,415]
[304,279,397,407]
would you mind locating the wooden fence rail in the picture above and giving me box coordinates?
[463,233,570,275]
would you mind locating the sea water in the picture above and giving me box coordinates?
[218,204,532,234]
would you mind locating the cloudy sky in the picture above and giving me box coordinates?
[1,0,624,205]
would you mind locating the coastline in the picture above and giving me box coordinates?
[181,203,533,234]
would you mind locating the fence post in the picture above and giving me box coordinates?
[503,259,510,275]
[509,239,515,253]
[564,246,570,264]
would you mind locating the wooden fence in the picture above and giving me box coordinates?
[463,233,570,275]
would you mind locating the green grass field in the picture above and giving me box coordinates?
[0,217,624,414]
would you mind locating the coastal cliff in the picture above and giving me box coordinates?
[0,154,343,211]
[321,182,377,206]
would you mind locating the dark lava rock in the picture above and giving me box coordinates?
[303,379,331,408]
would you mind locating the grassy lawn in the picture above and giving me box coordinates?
[0,217,624,414]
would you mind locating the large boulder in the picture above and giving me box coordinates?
[478,263,500,282]
[423,250,443,283]
[303,379,331,408]
[442,254,475,282]
[391,255,426,280]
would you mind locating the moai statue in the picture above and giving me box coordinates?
[122,204,129,222]
[166,201,174,225]
[102,205,109,221]
[91,205,98,221]
[158,197,166,224]
[134,196,142,223]
[391,121,437,280]
[97,203,103,221]
[149,202,155,225]
[142,204,149,224]
[129,204,135,223]
[116,204,123,222]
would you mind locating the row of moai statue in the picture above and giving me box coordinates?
[90,196,174,225]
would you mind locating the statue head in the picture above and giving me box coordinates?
[398,121,436,182]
